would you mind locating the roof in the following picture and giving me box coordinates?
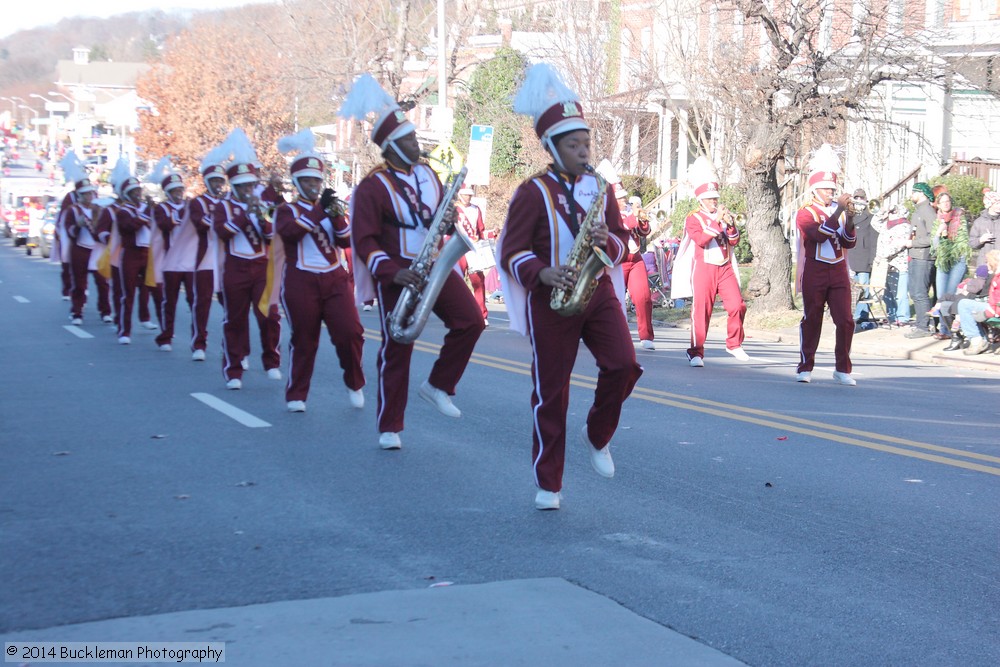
[55,60,151,89]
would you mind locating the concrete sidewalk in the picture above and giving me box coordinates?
[1,578,747,666]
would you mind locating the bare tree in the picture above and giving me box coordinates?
[649,0,977,315]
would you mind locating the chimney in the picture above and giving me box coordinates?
[72,47,91,65]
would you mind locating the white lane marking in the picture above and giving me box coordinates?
[63,325,94,339]
[13,295,29,303]
[190,392,272,428]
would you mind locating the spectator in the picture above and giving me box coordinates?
[872,206,911,325]
[969,189,1000,268]
[936,263,991,352]
[904,182,936,338]
[931,189,970,338]
[847,188,879,322]
[954,249,1000,355]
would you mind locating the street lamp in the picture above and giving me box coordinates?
[48,91,78,116]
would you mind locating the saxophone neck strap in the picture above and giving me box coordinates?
[386,165,431,230]
[552,171,585,238]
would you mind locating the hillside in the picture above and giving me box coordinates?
[0,10,192,103]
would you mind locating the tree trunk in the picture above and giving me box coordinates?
[743,158,794,314]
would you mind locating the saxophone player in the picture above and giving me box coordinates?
[498,64,642,511]
[339,74,483,450]
[211,129,282,390]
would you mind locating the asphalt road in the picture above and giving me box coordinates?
[1,199,998,665]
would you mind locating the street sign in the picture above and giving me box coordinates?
[466,124,494,186]
[427,140,464,180]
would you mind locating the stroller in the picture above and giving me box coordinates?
[643,243,674,308]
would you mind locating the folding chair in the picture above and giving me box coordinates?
[852,258,892,328]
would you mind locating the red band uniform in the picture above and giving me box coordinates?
[684,208,745,360]
[619,198,655,344]
[186,186,223,355]
[113,178,153,340]
[455,194,489,323]
[152,190,193,348]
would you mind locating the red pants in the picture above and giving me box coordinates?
[798,261,853,373]
[622,258,653,341]
[116,247,148,338]
[281,269,365,402]
[190,269,215,352]
[111,263,123,328]
[526,279,643,493]
[374,270,484,434]
[60,262,71,298]
[220,257,280,380]
[156,271,194,346]
[688,261,746,359]
[68,246,108,319]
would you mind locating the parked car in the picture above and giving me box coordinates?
[27,206,57,258]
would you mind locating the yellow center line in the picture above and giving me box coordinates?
[363,328,1000,475]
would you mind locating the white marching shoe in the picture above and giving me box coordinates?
[191,349,206,361]
[418,380,461,418]
[118,336,131,345]
[140,320,158,330]
[689,356,704,368]
[159,344,172,352]
[832,371,857,386]
[101,315,114,323]
[226,378,242,390]
[581,425,615,478]
[347,388,365,409]
[287,400,306,413]
[70,317,83,325]
[726,346,750,361]
[241,357,250,370]
[640,339,656,350]
[379,432,402,450]
[362,304,373,312]
[266,368,282,380]
[534,490,561,511]
[796,371,812,383]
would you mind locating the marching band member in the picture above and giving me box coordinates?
[597,160,656,350]
[273,129,365,412]
[55,151,85,304]
[671,156,747,366]
[148,157,191,352]
[109,160,154,345]
[498,64,642,511]
[185,144,229,361]
[339,73,484,450]
[212,129,282,389]
[60,157,101,325]
[795,144,856,385]
[455,185,490,326]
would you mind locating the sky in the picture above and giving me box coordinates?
[1,0,276,39]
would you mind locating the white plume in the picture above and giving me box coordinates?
[689,156,718,188]
[109,158,132,191]
[338,74,397,120]
[146,156,172,183]
[594,159,620,185]
[58,151,87,184]
[808,143,842,176]
[200,140,230,172]
[225,128,258,166]
[512,63,579,117]
[277,128,316,155]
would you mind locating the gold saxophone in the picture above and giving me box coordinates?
[388,166,473,344]
[550,165,614,316]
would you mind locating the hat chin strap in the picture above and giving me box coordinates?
[543,136,567,172]
[292,176,318,202]
[388,139,415,166]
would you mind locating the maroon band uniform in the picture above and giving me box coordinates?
[455,199,489,322]
[684,209,745,360]
[213,197,281,381]
[351,162,484,435]
[275,198,365,403]
[499,169,642,494]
